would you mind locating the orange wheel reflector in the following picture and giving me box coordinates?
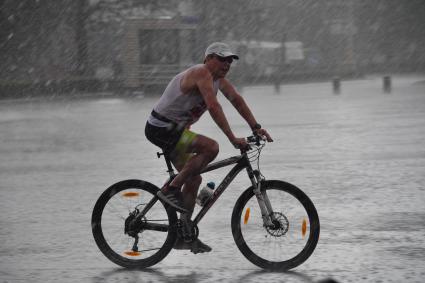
[124,251,141,256]
[244,208,250,224]
[122,192,140,198]
[302,218,307,238]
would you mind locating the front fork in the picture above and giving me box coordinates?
[249,170,276,227]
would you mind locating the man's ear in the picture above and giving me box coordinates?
[204,54,214,64]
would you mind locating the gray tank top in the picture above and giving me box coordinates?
[148,69,220,127]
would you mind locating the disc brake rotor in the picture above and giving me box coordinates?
[265,212,289,237]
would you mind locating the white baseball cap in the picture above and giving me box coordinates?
[205,42,239,60]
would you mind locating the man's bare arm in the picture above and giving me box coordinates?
[219,79,258,128]
[220,78,273,142]
[195,68,238,144]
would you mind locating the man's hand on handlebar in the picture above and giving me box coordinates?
[231,137,250,150]
[231,127,272,151]
[254,128,273,142]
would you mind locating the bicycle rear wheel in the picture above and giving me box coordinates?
[231,180,319,270]
[91,179,177,268]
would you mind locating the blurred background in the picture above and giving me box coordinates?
[1,2,425,282]
[1,0,425,97]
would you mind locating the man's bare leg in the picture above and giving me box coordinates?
[158,135,217,213]
[172,175,213,254]
[166,135,217,253]
[179,175,202,240]
[181,175,202,215]
[168,135,219,194]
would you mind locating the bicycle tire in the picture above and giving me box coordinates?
[91,179,178,268]
[231,180,320,270]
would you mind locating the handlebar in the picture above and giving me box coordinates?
[240,132,267,153]
[248,131,267,145]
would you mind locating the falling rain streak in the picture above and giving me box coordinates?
[1,1,425,282]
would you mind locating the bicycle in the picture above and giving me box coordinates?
[91,134,320,270]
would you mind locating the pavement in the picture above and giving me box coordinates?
[1,75,425,282]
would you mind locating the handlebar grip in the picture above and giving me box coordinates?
[247,136,257,143]
[247,134,263,146]
[239,144,252,153]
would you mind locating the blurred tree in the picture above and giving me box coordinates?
[75,0,89,76]
[0,0,67,80]
[0,0,13,45]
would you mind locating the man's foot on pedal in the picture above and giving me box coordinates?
[174,237,212,254]
[157,187,188,213]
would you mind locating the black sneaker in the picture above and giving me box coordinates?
[174,237,212,254]
[157,189,188,213]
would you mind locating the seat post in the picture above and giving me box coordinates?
[157,151,176,178]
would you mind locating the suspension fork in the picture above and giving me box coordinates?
[247,167,275,227]
[261,184,278,223]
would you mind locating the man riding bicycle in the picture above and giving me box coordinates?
[145,42,273,253]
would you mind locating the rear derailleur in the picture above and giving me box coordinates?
[124,209,142,252]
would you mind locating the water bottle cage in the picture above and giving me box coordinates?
[200,194,210,206]
[196,184,215,206]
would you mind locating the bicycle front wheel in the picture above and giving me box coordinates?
[231,180,320,270]
[91,179,178,268]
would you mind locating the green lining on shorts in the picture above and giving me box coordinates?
[174,129,197,166]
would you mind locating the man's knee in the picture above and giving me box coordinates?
[194,136,219,160]
[206,140,219,159]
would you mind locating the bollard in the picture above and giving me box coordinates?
[332,77,341,94]
[383,75,391,93]
[273,72,281,94]
[274,82,280,94]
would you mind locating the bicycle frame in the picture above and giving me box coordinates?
[194,152,275,227]
[135,149,276,230]
[193,154,251,225]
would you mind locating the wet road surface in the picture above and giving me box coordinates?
[1,75,425,282]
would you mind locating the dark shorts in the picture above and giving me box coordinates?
[145,122,183,153]
[145,122,198,166]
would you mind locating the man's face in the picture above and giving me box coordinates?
[211,55,233,78]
